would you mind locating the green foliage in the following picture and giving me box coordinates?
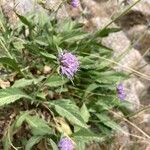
[25,136,43,150]
[49,99,87,128]
[80,103,90,123]
[0,57,20,71]
[26,115,52,136]
[0,8,129,150]
[45,75,68,87]
[96,27,121,37]
[0,88,32,107]
[72,128,104,142]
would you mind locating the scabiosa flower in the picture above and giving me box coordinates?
[58,137,74,150]
[70,0,80,8]
[58,51,79,79]
[117,83,126,100]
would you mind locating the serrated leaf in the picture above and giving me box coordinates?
[96,71,127,83]
[0,88,32,107]
[26,115,51,136]
[40,51,57,60]
[45,75,67,87]
[25,136,43,150]
[96,101,112,111]
[12,77,44,88]
[80,104,90,123]
[12,79,34,88]
[73,128,104,142]
[96,114,122,131]
[49,99,87,128]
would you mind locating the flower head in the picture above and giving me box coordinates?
[70,0,80,8]
[58,137,74,150]
[117,83,126,100]
[58,51,79,79]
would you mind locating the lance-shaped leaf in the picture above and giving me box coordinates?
[25,136,43,150]
[80,103,90,123]
[26,115,51,136]
[0,88,32,107]
[72,128,105,142]
[49,99,87,128]
[45,75,67,87]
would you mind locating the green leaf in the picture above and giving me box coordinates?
[75,141,86,150]
[12,79,34,88]
[96,71,127,83]
[80,104,90,123]
[13,41,25,50]
[45,75,67,87]
[59,20,76,32]
[48,139,59,150]
[0,88,32,107]
[0,57,20,71]
[12,77,45,88]
[40,51,57,60]
[96,114,122,131]
[24,42,40,54]
[26,115,51,136]
[73,128,104,142]
[16,13,33,28]
[25,136,43,150]
[96,27,121,37]
[49,99,87,128]
[15,111,30,128]
[34,39,49,46]
[84,83,99,97]
[96,101,112,111]
[64,32,89,43]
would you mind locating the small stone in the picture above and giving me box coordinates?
[0,79,10,89]
[43,66,51,74]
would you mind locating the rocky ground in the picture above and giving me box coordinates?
[0,0,150,149]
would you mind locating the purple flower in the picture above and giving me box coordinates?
[70,0,80,8]
[58,51,79,79]
[117,83,126,100]
[58,137,74,150]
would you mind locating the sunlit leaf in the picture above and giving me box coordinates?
[49,99,87,128]
[0,88,32,107]
[25,136,43,150]
[12,77,45,88]
[26,115,51,136]
[96,114,122,131]
[80,103,90,123]
[73,128,104,142]
[45,75,67,87]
